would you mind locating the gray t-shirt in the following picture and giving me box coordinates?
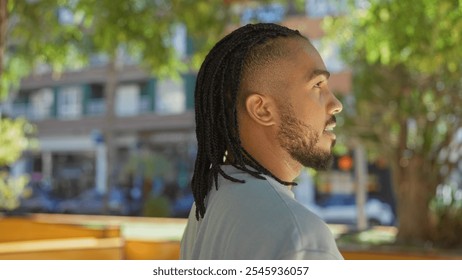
[180,165,343,260]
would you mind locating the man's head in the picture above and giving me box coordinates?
[192,23,342,219]
[272,38,341,171]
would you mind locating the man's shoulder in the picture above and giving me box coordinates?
[214,174,327,231]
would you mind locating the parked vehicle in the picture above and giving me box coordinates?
[18,182,58,213]
[301,194,395,226]
[55,187,129,215]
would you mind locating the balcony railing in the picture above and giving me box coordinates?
[11,103,53,121]
[86,99,106,116]
[8,97,190,121]
[139,95,152,113]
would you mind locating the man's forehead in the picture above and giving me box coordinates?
[281,39,328,74]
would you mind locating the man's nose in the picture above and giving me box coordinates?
[328,91,343,115]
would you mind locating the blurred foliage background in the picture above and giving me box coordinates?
[324,0,462,247]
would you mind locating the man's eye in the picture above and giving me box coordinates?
[314,81,323,88]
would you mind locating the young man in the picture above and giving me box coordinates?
[180,23,343,260]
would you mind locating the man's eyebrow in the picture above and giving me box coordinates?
[309,69,331,80]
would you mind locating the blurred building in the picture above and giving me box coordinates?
[1,21,198,215]
[5,61,197,185]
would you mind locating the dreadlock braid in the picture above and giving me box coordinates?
[192,23,306,219]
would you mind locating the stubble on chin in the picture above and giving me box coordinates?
[277,109,333,171]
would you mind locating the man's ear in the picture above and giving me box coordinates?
[244,93,277,126]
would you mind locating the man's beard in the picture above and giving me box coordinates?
[276,105,333,170]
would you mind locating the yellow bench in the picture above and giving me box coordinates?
[0,237,123,260]
[125,240,180,260]
[0,217,120,242]
[30,214,185,260]
[0,217,123,260]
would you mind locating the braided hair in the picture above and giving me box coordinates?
[192,23,306,219]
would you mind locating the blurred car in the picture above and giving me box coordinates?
[55,187,129,215]
[304,195,395,226]
[18,182,58,213]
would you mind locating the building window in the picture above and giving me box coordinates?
[10,90,30,119]
[89,84,104,99]
[57,86,83,120]
[115,84,140,117]
[305,0,348,18]
[240,3,285,24]
[139,80,156,113]
[31,88,54,120]
[86,84,106,116]
[156,79,185,115]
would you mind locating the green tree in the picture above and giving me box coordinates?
[0,0,34,210]
[0,117,35,210]
[325,0,462,246]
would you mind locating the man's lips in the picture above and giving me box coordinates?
[324,116,337,132]
[324,122,336,132]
